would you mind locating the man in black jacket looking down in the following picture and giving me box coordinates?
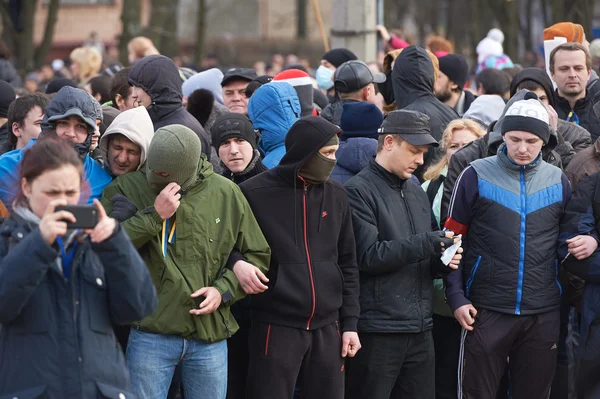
[343,109,462,399]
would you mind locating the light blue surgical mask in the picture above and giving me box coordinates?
[316,65,335,91]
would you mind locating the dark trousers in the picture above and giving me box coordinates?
[345,331,435,399]
[226,323,250,399]
[460,309,560,399]
[433,314,461,399]
[246,321,344,399]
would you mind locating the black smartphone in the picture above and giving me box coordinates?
[55,205,99,229]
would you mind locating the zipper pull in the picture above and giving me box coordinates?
[401,189,404,198]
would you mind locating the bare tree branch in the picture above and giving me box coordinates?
[34,0,60,68]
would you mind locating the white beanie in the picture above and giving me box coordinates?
[487,28,505,44]
[501,97,550,144]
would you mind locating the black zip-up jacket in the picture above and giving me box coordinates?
[344,160,448,333]
[240,116,360,332]
[555,89,600,142]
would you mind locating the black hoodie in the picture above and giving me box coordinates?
[392,46,459,180]
[239,116,360,332]
[128,55,211,158]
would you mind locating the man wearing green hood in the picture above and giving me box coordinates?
[101,124,271,399]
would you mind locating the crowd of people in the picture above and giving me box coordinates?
[0,19,600,399]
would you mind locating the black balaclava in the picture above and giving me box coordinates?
[298,134,339,184]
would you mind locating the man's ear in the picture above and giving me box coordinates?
[12,122,21,138]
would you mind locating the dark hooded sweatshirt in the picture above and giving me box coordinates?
[239,116,360,332]
[392,46,459,180]
[128,55,211,158]
[510,67,592,167]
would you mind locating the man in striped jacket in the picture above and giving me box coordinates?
[444,93,571,399]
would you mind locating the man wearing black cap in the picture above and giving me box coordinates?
[435,54,475,116]
[316,48,358,99]
[321,60,386,125]
[212,112,267,184]
[343,109,463,399]
[221,68,258,114]
[211,112,269,399]
[444,95,570,399]
[0,80,16,153]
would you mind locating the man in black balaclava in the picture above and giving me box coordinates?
[240,116,361,399]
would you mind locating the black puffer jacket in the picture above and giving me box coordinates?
[392,46,459,180]
[128,55,211,158]
[344,161,450,333]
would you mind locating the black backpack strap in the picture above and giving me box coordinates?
[426,175,446,206]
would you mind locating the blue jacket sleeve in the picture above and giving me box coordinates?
[0,229,58,323]
[444,166,479,312]
[91,225,158,324]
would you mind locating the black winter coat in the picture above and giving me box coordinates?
[240,116,360,332]
[344,160,447,333]
[0,215,157,399]
[555,90,600,142]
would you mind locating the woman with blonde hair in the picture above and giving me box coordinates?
[127,36,160,65]
[421,118,485,399]
[70,46,102,85]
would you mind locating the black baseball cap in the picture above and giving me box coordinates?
[334,60,386,93]
[221,68,258,87]
[378,110,439,147]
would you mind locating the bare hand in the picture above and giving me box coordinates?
[376,24,391,42]
[454,304,477,331]
[190,287,222,315]
[85,199,117,243]
[341,331,361,358]
[154,182,181,220]
[233,260,269,294]
[567,235,598,260]
[545,103,558,133]
[39,199,75,245]
[448,246,463,270]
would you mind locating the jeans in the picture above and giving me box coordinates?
[126,328,227,399]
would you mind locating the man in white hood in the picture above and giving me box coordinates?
[99,106,154,177]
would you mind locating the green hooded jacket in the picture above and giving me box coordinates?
[101,156,271,342]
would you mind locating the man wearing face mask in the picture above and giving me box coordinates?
[101,124,271,398]
[321,60,387,126]
[239,116,361,399]
[316,48,358,102]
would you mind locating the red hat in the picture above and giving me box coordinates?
[274,69,314,117]
[544,22,585,43]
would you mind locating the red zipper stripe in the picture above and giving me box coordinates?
[303,186,317,330]
[264,324,271,356]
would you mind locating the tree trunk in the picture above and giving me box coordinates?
[14,0,37,72]
[143,0,168,49]
[158,0,178,58]
[34,0,60,68]
[119,0,143,65]
[297,0,307,39]
[523,0,534,53]
[194,0,206,65]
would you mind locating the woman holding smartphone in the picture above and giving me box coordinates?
[0,138,157,398]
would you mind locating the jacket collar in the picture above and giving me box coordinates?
[496,142,543,173]
[370,159,406,189]
[555,89,590,110]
